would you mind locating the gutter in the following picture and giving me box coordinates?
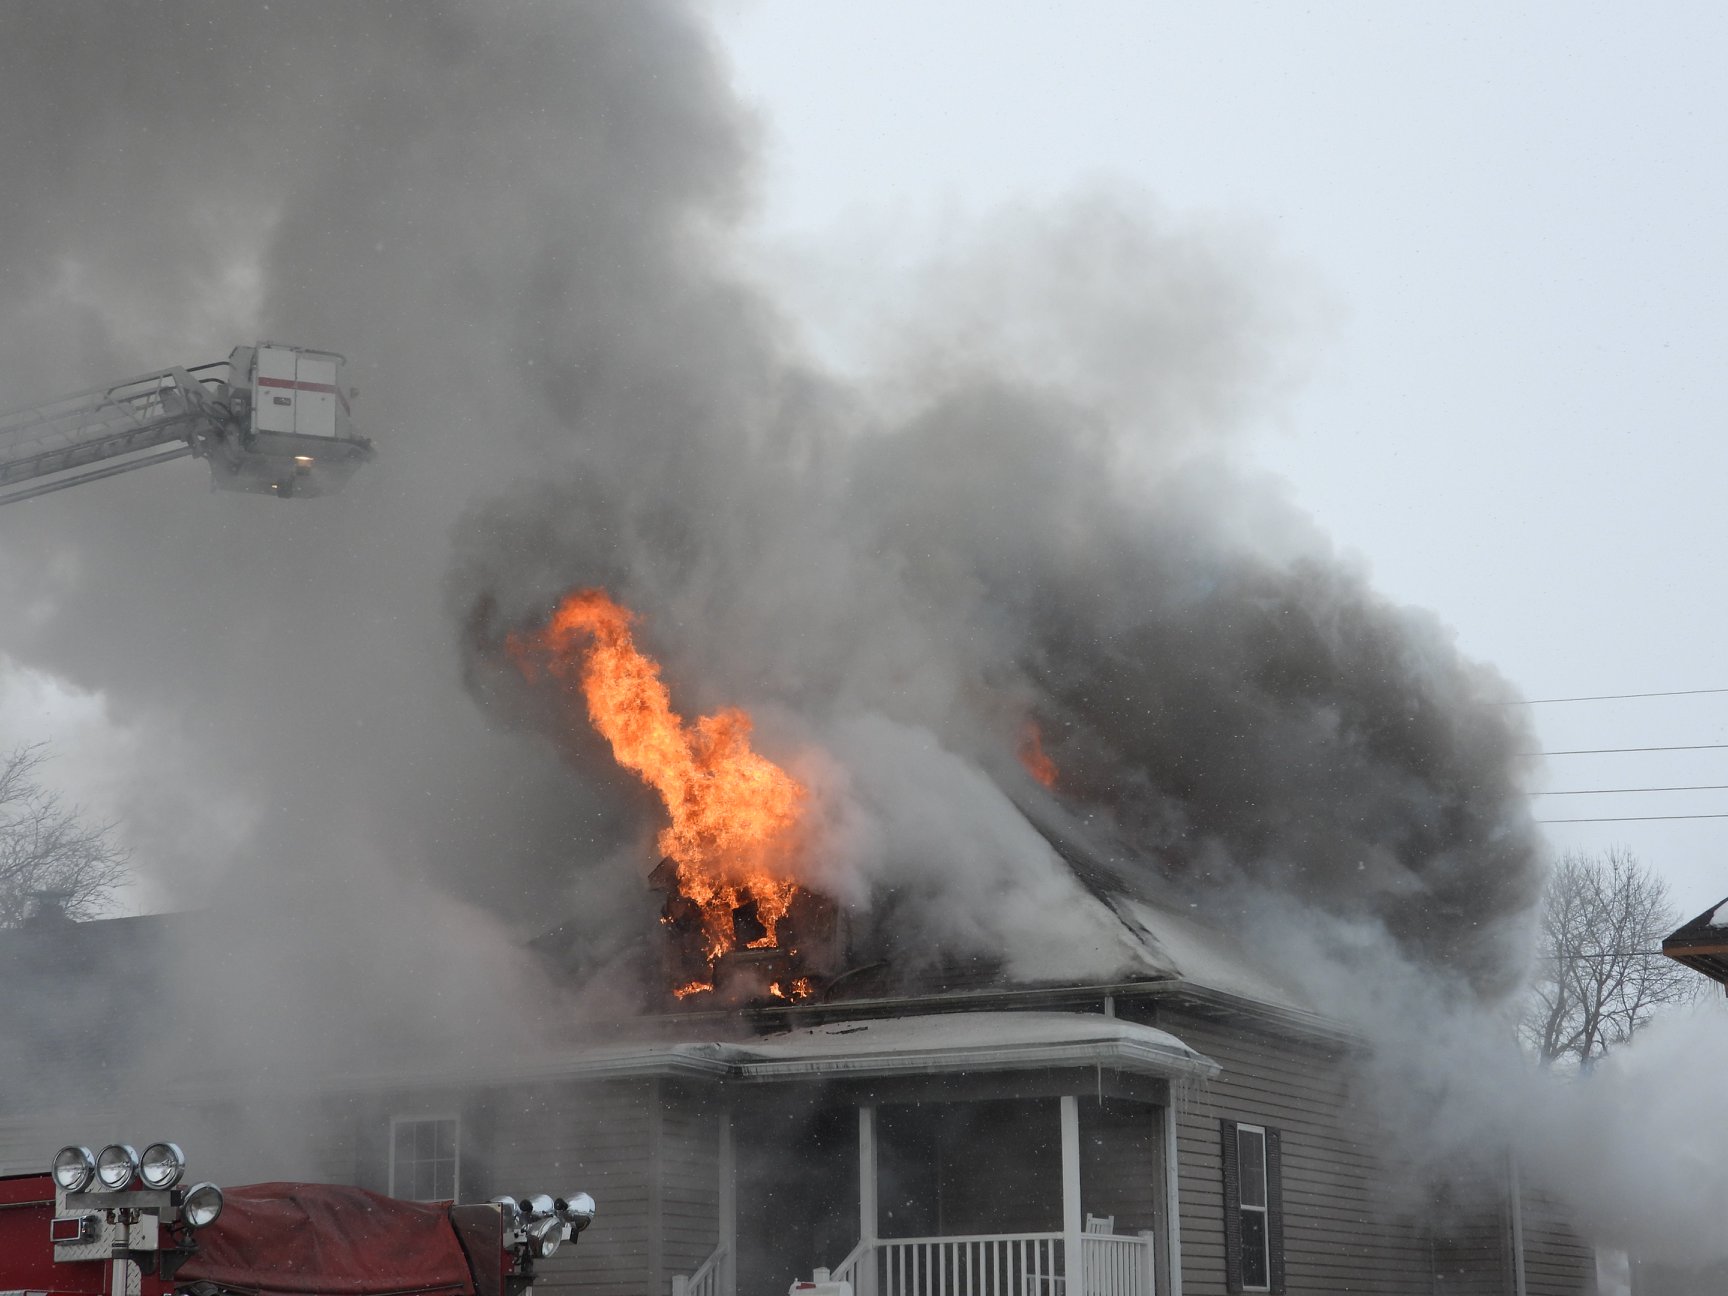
[734,1036,1221,1084]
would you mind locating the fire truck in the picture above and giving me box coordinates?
[0,342,374,506]
[0,1141,594,1296]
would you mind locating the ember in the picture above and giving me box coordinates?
[508,588,824,1002]
[1018,719,1060,790]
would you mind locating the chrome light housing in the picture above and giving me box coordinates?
[96,1144,141,1190]
[489,1195,521,1227]
[140,1142,186,1190]
[555,1192,596,1232]
[52,1146,96,1193]
[519,1192,556,1219]
[527,1214,564,1258]
[182,1181,224,1229]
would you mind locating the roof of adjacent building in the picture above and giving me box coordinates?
[1663,894,1728,989]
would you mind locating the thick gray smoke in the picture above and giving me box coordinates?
[0,1,760,1077]
[0,0,1718,1270]
[450,189,1542,997]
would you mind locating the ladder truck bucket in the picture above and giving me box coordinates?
[206,342,374,499]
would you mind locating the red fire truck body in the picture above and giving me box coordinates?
[0,1144,593,1296]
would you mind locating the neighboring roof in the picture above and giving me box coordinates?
[1662,894,1728,990]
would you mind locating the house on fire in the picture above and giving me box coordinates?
[0,844,1597,1296]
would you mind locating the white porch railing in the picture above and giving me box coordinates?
[1081,1233,1155,1296]
[672,1245,727,1296]
[829,1231,1154,1296]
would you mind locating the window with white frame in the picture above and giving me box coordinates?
[1235,1125,1271,1290]
[391,1115,458,1202]
[1220,1118,1283,1293]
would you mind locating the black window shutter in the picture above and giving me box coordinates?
[1266,1128,1286,1294]
[1220,1119,1243,1294]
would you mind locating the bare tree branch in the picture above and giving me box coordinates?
[0,743,130,927]
[1519,846,1698,1068]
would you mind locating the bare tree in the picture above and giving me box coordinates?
[0,744,129,927]
[1520,846,1697,1068]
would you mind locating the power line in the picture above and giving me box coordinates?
[1531,783,1728,796]
[1539,951,1670,960]
[1509,686,1728,705]
[1535,743,1728,756]
[1535,812,1728,824]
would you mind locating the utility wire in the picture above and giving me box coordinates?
[1534,743,1728,756]
[1538,951,1670,960]
[1530,783,1728,796]
[1535,812,1728,824]
[1508,686,1728,705]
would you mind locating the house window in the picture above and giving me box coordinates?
[1220,1119,1284,1293]
[391,1116,458,1202]
[1236,1125,1271,1289]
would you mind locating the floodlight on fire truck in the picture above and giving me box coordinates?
[519,1192,556,1220]
[556,1192,596,1232]
[490,1195,521,1226]
[181,1181,225,1229]
[52,1145,97,1193]
[527,1214,565,1259]
[140,1141,186,1189]
[96,1143,141,1189]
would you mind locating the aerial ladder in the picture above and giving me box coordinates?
[0,342,373,507]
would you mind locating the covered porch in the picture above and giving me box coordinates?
[679,1011,1218,1296]
[831,1096,1159,1296]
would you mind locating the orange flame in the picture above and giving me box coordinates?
[508,589,808,977]
[1018,719,1059,789]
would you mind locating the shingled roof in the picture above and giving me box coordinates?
[1661,894,1728,991]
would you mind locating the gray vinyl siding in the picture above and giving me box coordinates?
[0,1113,83,1175]
[416,1076,721,1296]
[658,1083,723,1283]
[1432,1199,1511,1296]
[0,1098,359,1188]
[1519,1184,1596,1296]
[1146,1006,1434,1296]
[467,1079,657,1296]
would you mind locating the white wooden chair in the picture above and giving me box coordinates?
[1084,1213,1115,1235]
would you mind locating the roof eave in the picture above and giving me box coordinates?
[735,1036,1220,1084]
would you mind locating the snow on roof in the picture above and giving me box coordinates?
[327,1011,1220,1092]
[1013,791,1316,1014]
[1111,897,1315,1015]
[733,1010,1218,1081]
[1711,902,1728,928]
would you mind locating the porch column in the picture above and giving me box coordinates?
[719,1111,736,1296]
[1162,1104,1183,1296]
[858,1106,878,1296]
[1061,1095,1084,1296]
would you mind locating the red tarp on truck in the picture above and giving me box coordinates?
[176,1183,476,1296]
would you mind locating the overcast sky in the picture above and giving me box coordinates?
[716,0,1728,915]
